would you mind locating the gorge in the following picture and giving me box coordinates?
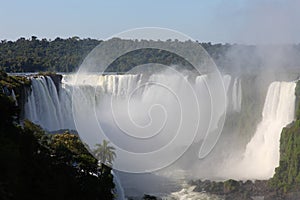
[18,71,299,199]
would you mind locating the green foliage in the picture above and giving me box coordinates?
[23,119,45,139]
[106,48,194,73]
[37,71,59,76]
[0,36,248,74]
[0,70,30,88]
[0,37,100,72]
[295,81,300,120]
[223,179,239,193]
[2,37,300,76]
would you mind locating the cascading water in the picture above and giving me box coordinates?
[231,78,242,112]
[220,81,296,180]
[25,76,74,131]
[24,73,241,199]
[164,184,221,200]
[11,89,18,106]
[23,74,296,199]
[222,75,242,113]
[25,74,242,132]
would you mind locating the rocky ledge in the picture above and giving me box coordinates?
[190,179,300,200]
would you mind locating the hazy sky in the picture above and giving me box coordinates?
[1,0,300,44]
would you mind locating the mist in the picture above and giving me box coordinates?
[23,21,300,197]
[69,29,300,196]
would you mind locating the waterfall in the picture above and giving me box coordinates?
[223,75,242,113]
[223,74,231,96]
[231,78,242,112]
[25,76,74,131]
[11,89,18,106]
[25,74,241,132]
[112,170,126,200]
[24,74,297,196]
[222,81,296,180]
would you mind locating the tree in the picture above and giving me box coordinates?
[94,139,116,167]
[31,36,37,41]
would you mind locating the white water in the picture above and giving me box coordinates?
[222,75,242,113]
[25,76,74,131]
[221,81,296,180]
[25,74,241,132]
[231,78,242,112]
[164,184,222,200]
[24,74,296,199]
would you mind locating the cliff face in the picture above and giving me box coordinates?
[0,71,63,120]
[0,70,31,119]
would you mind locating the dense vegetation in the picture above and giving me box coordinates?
[0,37,100,72]
[0,36,238,73]
[105,48,194,73]
[1,36,300,75]
[0,71,115,200]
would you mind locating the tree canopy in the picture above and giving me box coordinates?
[0,36,237,73]
[0,37,100,72]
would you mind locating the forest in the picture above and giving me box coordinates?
[0,36,243,73]
[2,37,300,75]
[0,37,100,72]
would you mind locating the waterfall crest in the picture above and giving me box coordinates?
[25,74,241,132]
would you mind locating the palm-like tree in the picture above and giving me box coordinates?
[94,139,116,167]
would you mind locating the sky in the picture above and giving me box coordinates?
[1,0,300,44]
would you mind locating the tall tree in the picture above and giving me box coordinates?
[94,140,116,167]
